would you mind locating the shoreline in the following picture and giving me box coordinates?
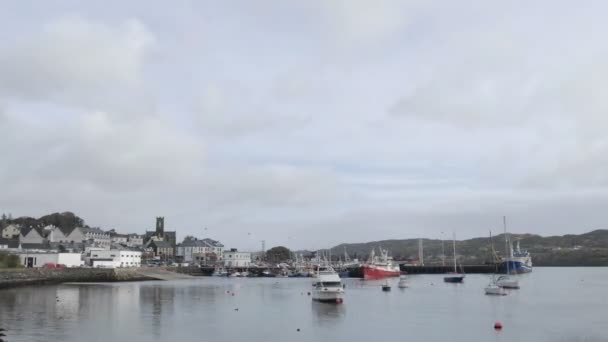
[0,267,157,290]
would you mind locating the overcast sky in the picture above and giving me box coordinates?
[1,1,607,250]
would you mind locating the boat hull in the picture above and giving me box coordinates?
[312,290,344,303]
[485,286,507,296]
[501,260,532,274]
[443,275,465,283]
[362,265,401,280]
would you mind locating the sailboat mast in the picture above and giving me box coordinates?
[503,216,510,275]
[452,233,457,273]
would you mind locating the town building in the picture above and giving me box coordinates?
[19,227,45,245]
[176,238,224,264]
[109,231,129,245]
[52,226,86,244]
[149,240,174,260]
[144,217,176,257]
[223,249,251,267]
[82,227,111,249]
[18,252,83,268]
[1,224,21,239]
[127,234,144,247]
[89,249,142,268]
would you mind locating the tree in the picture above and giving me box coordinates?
[183,235,196,242]
[265,246,292,263]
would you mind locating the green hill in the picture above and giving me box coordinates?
[326,230,608,266]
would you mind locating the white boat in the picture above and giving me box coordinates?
[499,217,520,288]
[496,275,519,289]
[312,266,344,303]
[229,272,241,277]
[485,276,507,296]
[398,276,409,288]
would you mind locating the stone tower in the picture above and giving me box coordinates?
[156,217,164,238]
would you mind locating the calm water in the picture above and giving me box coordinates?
[1,268,607,342]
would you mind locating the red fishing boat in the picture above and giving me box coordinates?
[362,248,401,280]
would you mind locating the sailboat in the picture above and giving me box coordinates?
[443,233,465,283]
[485,231,507,295]
[496,216,520,289]
[485,275,507,296]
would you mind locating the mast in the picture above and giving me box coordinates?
[452,232,457,273]
[441,232,445,266]
[503,216,510,275]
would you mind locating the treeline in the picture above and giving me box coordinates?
[1,211,86,230]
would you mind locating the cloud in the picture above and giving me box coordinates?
[0,15,154,108]
[194,83,311,137]
[318,0,420,45]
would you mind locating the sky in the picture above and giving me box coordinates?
[1,0,608,251]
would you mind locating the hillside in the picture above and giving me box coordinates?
[327,230,608,266]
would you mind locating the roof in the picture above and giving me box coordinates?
[20,226,43,237]
[57,226,78,236]
[81,227,108,235]
[179,238,224,248]
[145,231,176,237]
[202,238,223,247]
[150,240,173,248]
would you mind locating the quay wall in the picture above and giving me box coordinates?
[0,268,155,289]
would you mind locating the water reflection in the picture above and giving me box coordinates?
[311,302,346,326]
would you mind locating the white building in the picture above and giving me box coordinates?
[176,238,224,263]
[223,249,251,267]
[18,252,83,268]
[2,224,21,239]
[90,249,142,268]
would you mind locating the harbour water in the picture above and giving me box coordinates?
[1,267,607,342]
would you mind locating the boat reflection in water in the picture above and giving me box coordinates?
[311,301,346,325]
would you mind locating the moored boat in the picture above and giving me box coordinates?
[485,277,507,296]
[443,233,465,283]
[312,266,344,303]
[382,280,391,291]
[362,248,401,280]
[502,240,533,274]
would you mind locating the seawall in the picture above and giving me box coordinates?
[0,268,156,290]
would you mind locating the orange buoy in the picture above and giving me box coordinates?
[494,322,503,330]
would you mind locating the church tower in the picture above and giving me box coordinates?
[156,217,165,238]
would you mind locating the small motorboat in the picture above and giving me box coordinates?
[229,272,241,277]
[485,277,507,296]
[382,281,391,292]
[398,276,409,288]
